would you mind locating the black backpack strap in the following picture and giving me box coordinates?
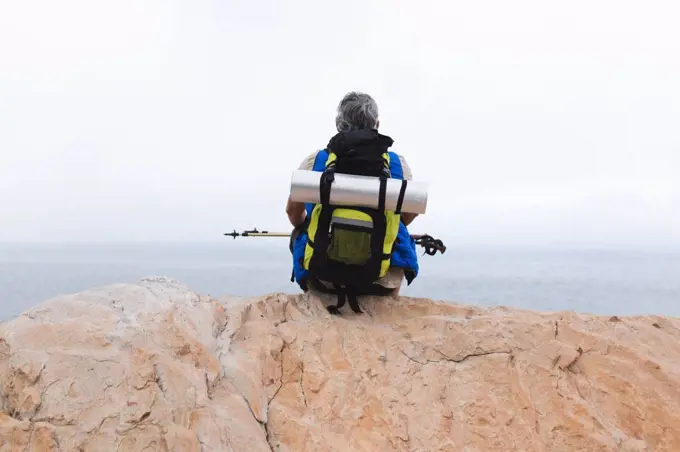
[327,284,347,315]
[378,176,387,211]
[326,284,363,315]
[309,167,336,273]
[319,167,335,207]
[346,289,362,314]
[395,179,408,215]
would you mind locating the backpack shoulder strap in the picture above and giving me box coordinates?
[387,151,404,180]
[312,149,330,172]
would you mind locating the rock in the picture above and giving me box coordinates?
[0,276,679,451]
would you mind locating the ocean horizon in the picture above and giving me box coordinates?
[1,241,679,322]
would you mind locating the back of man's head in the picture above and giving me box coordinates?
[335,91,379,132]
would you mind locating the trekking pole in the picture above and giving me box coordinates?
[223,228,290,238]
[224,228,446,255]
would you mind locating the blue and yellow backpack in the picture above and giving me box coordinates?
[293,129,418,314]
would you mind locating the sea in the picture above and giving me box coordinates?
[1,241,679,322]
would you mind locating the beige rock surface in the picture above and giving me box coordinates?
[1,276,679,451]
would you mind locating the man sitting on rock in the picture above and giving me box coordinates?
[286,91,421,311]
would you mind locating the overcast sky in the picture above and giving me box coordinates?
[1,0,678,250]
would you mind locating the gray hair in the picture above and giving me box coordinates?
[335,91,379,132]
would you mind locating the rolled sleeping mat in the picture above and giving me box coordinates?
[289,170,428,215]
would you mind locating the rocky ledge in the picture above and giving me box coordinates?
[1,277,679,451]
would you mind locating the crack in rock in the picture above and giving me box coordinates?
[562,346,596,374]
[400,348,513,367]
[400,349,427,366]
[298,363,308,408]
[269,339,286,407]
[265,341,286,411]
[31,362,46,385]
[30,415,76,427]
[91,413,119,435]
[564,347,584,373]
[7,407,20,420]
[273,299,290,327]
[154,364,168,398]
[214,317,228,340]
[240,392,276,452]
[437,349,513,364]
[263,422,275,452]
[260,332,292,451]
[204,371,213,400]
[236,336,287,451]
[24,423,36,452]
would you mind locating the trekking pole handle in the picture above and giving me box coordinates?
[411,234,447,255]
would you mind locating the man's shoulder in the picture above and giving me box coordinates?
[389,151,413,180]
[298,151,322,170]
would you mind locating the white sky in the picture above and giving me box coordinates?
[1,0,678,250]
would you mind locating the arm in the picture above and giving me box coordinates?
[286,196,306,227]
[401,212,418,226]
